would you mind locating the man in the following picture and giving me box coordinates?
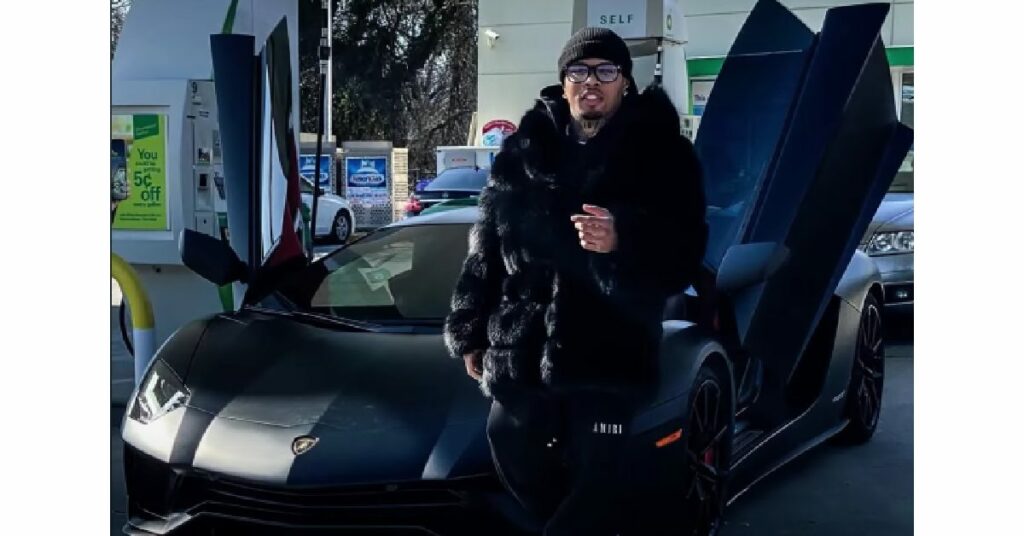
[444,27,707,535]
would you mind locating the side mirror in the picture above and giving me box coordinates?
[716,242,789,294]
[179,229,248,286]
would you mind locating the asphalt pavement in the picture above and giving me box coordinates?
[109,304,912,535]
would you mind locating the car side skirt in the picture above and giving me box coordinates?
[726,297,864,499]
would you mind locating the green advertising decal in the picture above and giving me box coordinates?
[112,114,169,230]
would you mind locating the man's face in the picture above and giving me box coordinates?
[563,58,628,121]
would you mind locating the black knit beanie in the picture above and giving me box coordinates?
[558,27,636,93]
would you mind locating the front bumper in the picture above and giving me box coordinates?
[123,445,532,535]
[871,252,914,311]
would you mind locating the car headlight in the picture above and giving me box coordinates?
[862,231,914,256]
[129,360,191,424]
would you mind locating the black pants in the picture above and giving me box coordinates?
[486,387,636,536]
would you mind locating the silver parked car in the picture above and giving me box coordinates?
[860,180,913,312]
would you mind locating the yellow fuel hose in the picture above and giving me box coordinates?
[111,253,156,384]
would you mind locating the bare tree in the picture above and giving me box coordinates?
[298,0,478,178]
[403,1,477,175]
[111,0,132,59]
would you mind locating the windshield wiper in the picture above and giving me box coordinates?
[290,311,385,332]
[372,318,445,327]
[247,307,383,333]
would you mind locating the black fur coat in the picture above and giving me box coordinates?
[443,84,707,399]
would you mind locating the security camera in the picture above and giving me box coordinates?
[485,28,500,47]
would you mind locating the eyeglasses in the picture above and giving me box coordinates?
[564,62,622,83]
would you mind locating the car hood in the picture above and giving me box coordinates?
[158,311,493,486]
[863,193,914,239]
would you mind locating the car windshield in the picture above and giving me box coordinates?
[270,223,470,324]
[425,168,488,191]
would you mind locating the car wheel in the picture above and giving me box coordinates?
[835,293,885,444]
[680,363,733,536]
[331,211,351,244]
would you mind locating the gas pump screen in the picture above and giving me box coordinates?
[111,113,169,230]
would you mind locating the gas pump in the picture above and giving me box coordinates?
[112,0,300,349]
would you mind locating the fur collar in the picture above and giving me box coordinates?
[495,83,682,185]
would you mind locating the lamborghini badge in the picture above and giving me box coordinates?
[292,435,319,456]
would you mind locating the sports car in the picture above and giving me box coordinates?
[122,2,912,534]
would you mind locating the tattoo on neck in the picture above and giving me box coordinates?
[573,117,606,140]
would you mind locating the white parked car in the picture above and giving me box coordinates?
[300,178,355,243]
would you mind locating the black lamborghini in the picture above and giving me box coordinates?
[121,1,911,534]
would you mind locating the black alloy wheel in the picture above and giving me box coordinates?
[682,365,732,536]
[836,293,885,444]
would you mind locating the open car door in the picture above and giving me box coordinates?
[209,19,308,306]
[694,0,913,418]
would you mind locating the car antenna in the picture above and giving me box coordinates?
[309,0,331,262]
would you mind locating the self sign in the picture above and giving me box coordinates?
[599,14,634,25]
[586,0,646,38]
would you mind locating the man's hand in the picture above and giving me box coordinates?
[571,204,618,253]
[463,350,484,381]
